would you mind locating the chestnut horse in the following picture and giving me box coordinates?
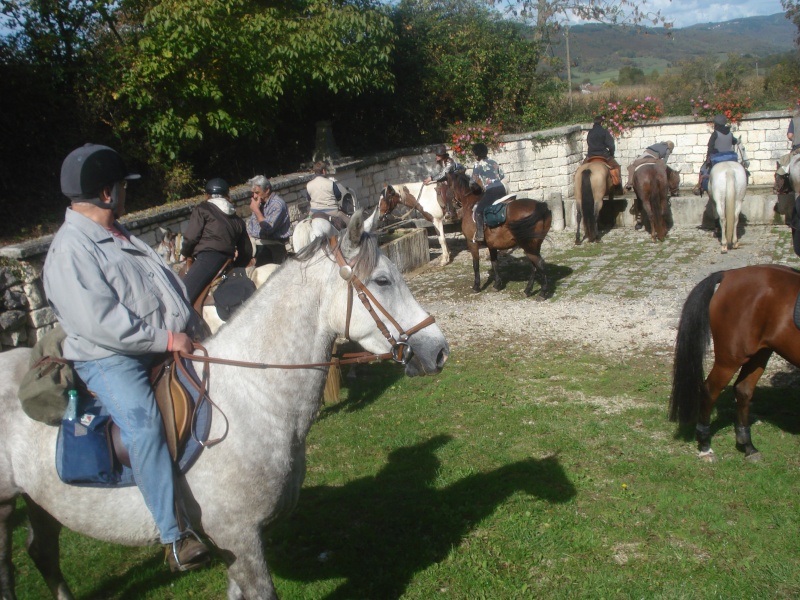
[573,160,615,244]
[669,264,800,462]
[631,162,670,242]
[446,172,552,299]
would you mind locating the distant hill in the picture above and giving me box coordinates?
[552,13,797,80]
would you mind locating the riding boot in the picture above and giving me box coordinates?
[474,214,485,242]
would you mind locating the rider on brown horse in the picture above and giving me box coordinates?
[470,142,506,242]
[625,141,674,191]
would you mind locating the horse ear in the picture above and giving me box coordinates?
[346,210,365,247]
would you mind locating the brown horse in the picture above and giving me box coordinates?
[669,264,800,462]
[573,160,614,244]
[446,172,552,298]
[631,162,670,242]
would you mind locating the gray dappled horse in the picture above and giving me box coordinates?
[0,212,449,600]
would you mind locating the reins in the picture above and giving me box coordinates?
[175,234,437,446]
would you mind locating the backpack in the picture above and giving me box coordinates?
[18,325,77,425]
[212,268,256,321]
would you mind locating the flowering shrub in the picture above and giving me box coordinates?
[595,96,664,137]
[691,91,753,124]
[447,119,504,163]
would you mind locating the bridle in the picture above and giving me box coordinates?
[180,235,436,370]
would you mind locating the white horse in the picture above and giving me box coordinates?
[708,160,747,253]
[291,208,381,253]
[0,212,449,600]
[380,183,450,266]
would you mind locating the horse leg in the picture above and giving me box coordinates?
[23,496,74,600]
[0,499,16,600]
[220,531,277,600]
[434,218,450,265]
[489,248,502,290]
[525,253,548,300]
[469,242,481,293]
[696,363,739,462]
[732,349,772,461]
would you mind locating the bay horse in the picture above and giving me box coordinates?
[707,160,747,253]
[446,172,551,299]
[378,183,451,265]
[631,162,670,242]
[669,264,800,462]
[0,212,449,600]
[573,160,615,244]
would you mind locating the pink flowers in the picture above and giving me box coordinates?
[595,96,664,137]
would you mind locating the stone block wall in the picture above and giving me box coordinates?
[1,110,792,350]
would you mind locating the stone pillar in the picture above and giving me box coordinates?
[548,190,566,231]
[312,120,341,165]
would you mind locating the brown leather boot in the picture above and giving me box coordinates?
[166,534,211,572]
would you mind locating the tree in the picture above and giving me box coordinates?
[617,65,645,86]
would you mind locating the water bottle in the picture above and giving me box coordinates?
[65,389,79,422]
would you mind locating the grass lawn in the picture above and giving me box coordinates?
[10,341,800,598]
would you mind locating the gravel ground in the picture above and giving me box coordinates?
[405,223,799,379]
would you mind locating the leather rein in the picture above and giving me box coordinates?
[179,235,436,372]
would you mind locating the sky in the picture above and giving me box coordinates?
[619,0,786,29]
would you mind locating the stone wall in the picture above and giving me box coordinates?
[0,110,792,350]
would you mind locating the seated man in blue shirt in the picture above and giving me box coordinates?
[247,175,291,266]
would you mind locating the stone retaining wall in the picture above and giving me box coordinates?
[0,110,792,350]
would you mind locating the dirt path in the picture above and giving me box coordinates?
[406,224,798,378]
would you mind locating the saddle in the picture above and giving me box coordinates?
[311,211,348,231]
[109,355,194,468]
[586,156,622,187]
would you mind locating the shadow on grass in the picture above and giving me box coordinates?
[320,361,406,419]
[268,434,576,599]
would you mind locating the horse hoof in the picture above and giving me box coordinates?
[745,451,762,462]
[720,247,728,254]
[534,294,547,302]
[472,286,480,293]
[698,449,717,463]
[733,243,740,250]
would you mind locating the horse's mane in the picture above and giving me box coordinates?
[294,230,380,281]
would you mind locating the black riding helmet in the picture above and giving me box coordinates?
[205,177,229,197]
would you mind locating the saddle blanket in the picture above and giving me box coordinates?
[55,359,211,488]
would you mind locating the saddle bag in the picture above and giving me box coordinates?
[18,325,77,425]
[56,403,120,485]
[484,204,507,228]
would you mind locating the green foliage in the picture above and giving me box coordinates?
[390,0,544,135]
[617,65,645,86]
[116,0,396,162]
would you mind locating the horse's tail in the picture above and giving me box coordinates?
[669,270,725,424]
[507,201,552,243]
[581,170,597,242]
[724,170,736,247]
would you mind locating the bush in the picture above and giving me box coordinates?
[447,120,504,163]
[690,90,753,124]
[595,96,664,137]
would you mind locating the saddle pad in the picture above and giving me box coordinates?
[710,152,738,165]
[484,203,507,228]
[55,359,212,488]
[633,159,661,173]
[794,291,800,331]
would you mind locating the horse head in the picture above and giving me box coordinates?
[667,167,681,196]
[331,212,449,376]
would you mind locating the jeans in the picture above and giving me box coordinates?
[75,354,180,544]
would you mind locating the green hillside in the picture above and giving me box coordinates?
[553,13,796,83]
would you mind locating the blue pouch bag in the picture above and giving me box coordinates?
[56,408,120,485]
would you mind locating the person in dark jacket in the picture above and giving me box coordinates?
[582,115,622,191]
[625,141,674,191]
[693,114,739,195]
[181,178,253,304]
